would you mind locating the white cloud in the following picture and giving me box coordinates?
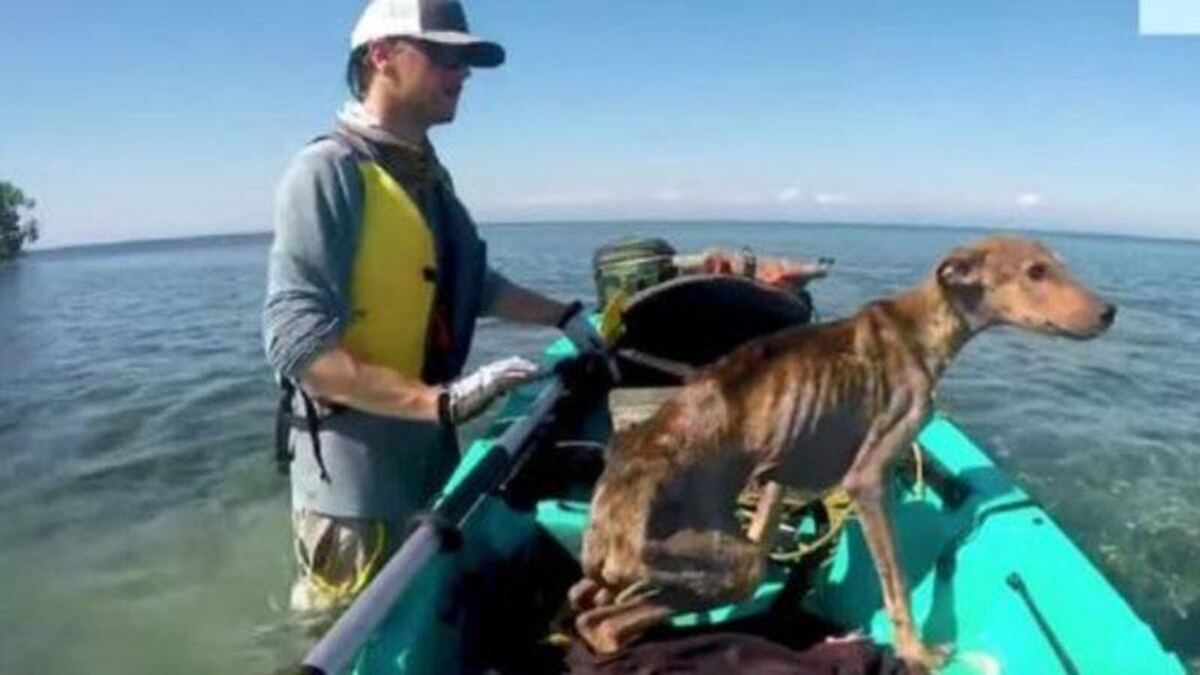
[653,188,684,202]
[779,188,851,205]
[1016,192,1044,209]
[814,192,850,205]
[777,187,803,204]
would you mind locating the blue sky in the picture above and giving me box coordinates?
[1,0,1197,247]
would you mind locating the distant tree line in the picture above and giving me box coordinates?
[1,181,39,262]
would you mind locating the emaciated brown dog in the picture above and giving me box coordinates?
[569,236,1115,672]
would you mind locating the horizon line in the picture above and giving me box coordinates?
[27,218,1200,255]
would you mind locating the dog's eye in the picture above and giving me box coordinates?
[1027,263,1048,282]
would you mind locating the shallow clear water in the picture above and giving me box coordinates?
[1,223,1196,673]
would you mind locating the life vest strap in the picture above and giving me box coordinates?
[275,380,333,483]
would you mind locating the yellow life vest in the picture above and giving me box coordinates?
[340,161,438,379]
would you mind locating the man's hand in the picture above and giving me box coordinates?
[441,356,542,425]
[557,301,605,353]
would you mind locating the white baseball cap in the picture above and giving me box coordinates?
[350,0,505,68]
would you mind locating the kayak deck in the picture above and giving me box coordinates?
[809,417,1185,674]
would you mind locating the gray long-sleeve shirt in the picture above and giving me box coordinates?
[263,136,364,382]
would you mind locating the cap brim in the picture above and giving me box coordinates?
[416,31,506,68]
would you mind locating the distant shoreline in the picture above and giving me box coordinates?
[27,219,1200,257]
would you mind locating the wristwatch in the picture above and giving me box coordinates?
[741,247,757,280]
[437,389,455,427]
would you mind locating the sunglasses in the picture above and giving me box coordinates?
[399,39,472,70]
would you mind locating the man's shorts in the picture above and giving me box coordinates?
[290,510,405,616]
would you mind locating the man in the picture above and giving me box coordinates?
[262,0,601,615]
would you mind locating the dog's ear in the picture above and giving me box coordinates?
[936,249,985,288]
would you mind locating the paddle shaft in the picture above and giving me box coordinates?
[300,379,566,675]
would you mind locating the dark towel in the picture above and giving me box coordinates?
[565,632,911,675]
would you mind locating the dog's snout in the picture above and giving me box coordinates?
[1100,303,1117,327]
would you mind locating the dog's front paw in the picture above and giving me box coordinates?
[897,641,952,674]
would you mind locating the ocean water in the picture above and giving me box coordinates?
[0,222,1197,673]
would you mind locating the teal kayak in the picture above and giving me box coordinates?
[297,270,1186,675]
[298,341,1186,674]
